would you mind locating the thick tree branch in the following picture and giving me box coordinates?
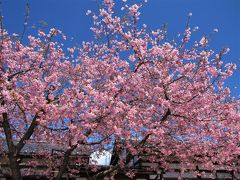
[90,108,171,179]
[8,68,36,81]
[2,113,15,154]
[160,108,171,123]
[55,130,108,180]
[1,100,22,179]
[1,100,15,154]
[15,113,39,155]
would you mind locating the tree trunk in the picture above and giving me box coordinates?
[55,145,77,180]
[2,100,22,180]
[8,153,22,180]
[55,152,70,180]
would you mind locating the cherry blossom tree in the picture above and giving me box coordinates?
[1,0,240,179]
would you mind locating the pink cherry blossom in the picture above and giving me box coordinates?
[1,1,239,180]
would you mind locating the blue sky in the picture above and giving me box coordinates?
[2,0,240,97]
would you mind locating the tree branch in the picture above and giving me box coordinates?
[15,113,39,155]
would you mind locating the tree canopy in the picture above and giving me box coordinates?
[0,0,240,179]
